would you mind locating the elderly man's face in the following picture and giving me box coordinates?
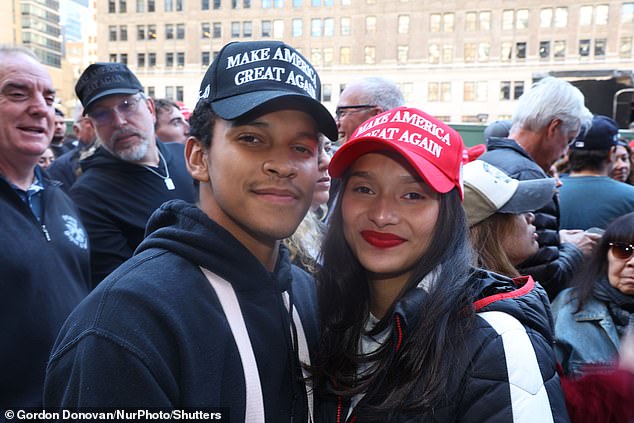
[0,52,55,163]
[87,93,156,162]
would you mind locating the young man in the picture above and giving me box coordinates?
[154,98,189,143]
[44,40,337,422]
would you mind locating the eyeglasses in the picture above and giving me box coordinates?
[335,104,377,119]
[89,94,144,126]
[609,242,634,260]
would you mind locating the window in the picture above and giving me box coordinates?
[176,86,184,102]
[292,19,302,36]
[441,82,451,102]
[397,45,408,63]
[580,5,593,25]
[201,22,210,38]
[262,20,272,37]
[595,38,606,57]
[516,9,529,29]
[398,15,409,34]
[324,18,334,36]
[311,0,320,5]
[166,86,174,99]
[364,46,375,64]
[622,2,634,23]
[430,14,441,32]
[137,0,145,12]
[596,4,609,24]
[148,0,155,11]
[147,86,155,98]
[323,47,333,66]
[477,42,490,62]
[464,43,476,63]
[176,0,183,9]
[465,12,477,31]
[293,0,302,6]
[502,10,513,30]
[428,82,439,102]
[554,7,568,27]
[243,21,252,37]
[201,0,209,9]
[311,19,321,36]
[340,17,351,35]
[138,53,145,67]
[516,42,526,59]
[514,81,524,99]
[109,53,117,62]
[109,26,117,41]
[148,52,156,67]
[310,49,322,66]
[120,53,128,65]
[176,24,185,39]
[202,51,210,66]
[480,11,491,31]
[366,16,376,33]
[213,0,220,8]
[322,84,332,102]
[120,0,127,12]
[443,13,454,32]
[554,40,566,58]
[231,0,238,8]
[120,26,128,41]
[165,0,173,11]
[165,24,174,39]
[500,81,511,100]
[274,0,283,7]
[464,82,475,101]
[340,46,350,64]
[166,52,174,67]
[501,42,512,62]
[539,41,550,59]
[428,44,440,64]
[442,45,453,63]
[540,8,552,27]
[109,0,116,12]
[273,20,284,37]
[231,21,240,37]
[579,39,591,57]
[398,82,413,102]
[262,0,271,6]
[137,25,146,40]
[177,52,185,67]
[213,22,221,38]
[620,36,632,57]
[148,25,157,40]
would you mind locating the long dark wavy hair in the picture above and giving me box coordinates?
[570,212,634,311]
[313,168,477,420]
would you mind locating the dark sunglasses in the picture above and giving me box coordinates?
[609,242,634,260]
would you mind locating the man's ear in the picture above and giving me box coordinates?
[185,137,210,183]
[546,118,562,138]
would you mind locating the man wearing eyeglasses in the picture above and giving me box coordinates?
[335,77,405,144]
[69,62,195,287]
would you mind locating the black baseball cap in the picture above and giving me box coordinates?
[571,115,619,150]
[196,41,337,141]
[75,62,144,115]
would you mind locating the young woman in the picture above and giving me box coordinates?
[313,106,568,422]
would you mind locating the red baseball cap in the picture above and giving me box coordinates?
[329,106,466,198]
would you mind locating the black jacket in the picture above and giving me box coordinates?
[70,141,195,286]
[44,200,318,422]
[479,137,583,299]
[0,169,89,407]
[318,270,569,422]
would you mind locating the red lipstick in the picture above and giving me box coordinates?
[361,230,406,248]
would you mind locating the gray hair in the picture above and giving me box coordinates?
[512,77,592,135]
[0,45,39,61]
[345,77,406,111]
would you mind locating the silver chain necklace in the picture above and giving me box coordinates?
[142,149,175,190]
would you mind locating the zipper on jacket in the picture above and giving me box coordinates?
[41,224,51,241]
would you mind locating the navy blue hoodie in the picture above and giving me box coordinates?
[44,200,319,422]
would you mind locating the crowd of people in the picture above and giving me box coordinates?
[1,39,634,422]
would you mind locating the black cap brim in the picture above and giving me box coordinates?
[210,91,338,141]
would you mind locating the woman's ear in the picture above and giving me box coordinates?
[185,137,210,183]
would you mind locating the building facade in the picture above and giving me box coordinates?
[95,0,634,125]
